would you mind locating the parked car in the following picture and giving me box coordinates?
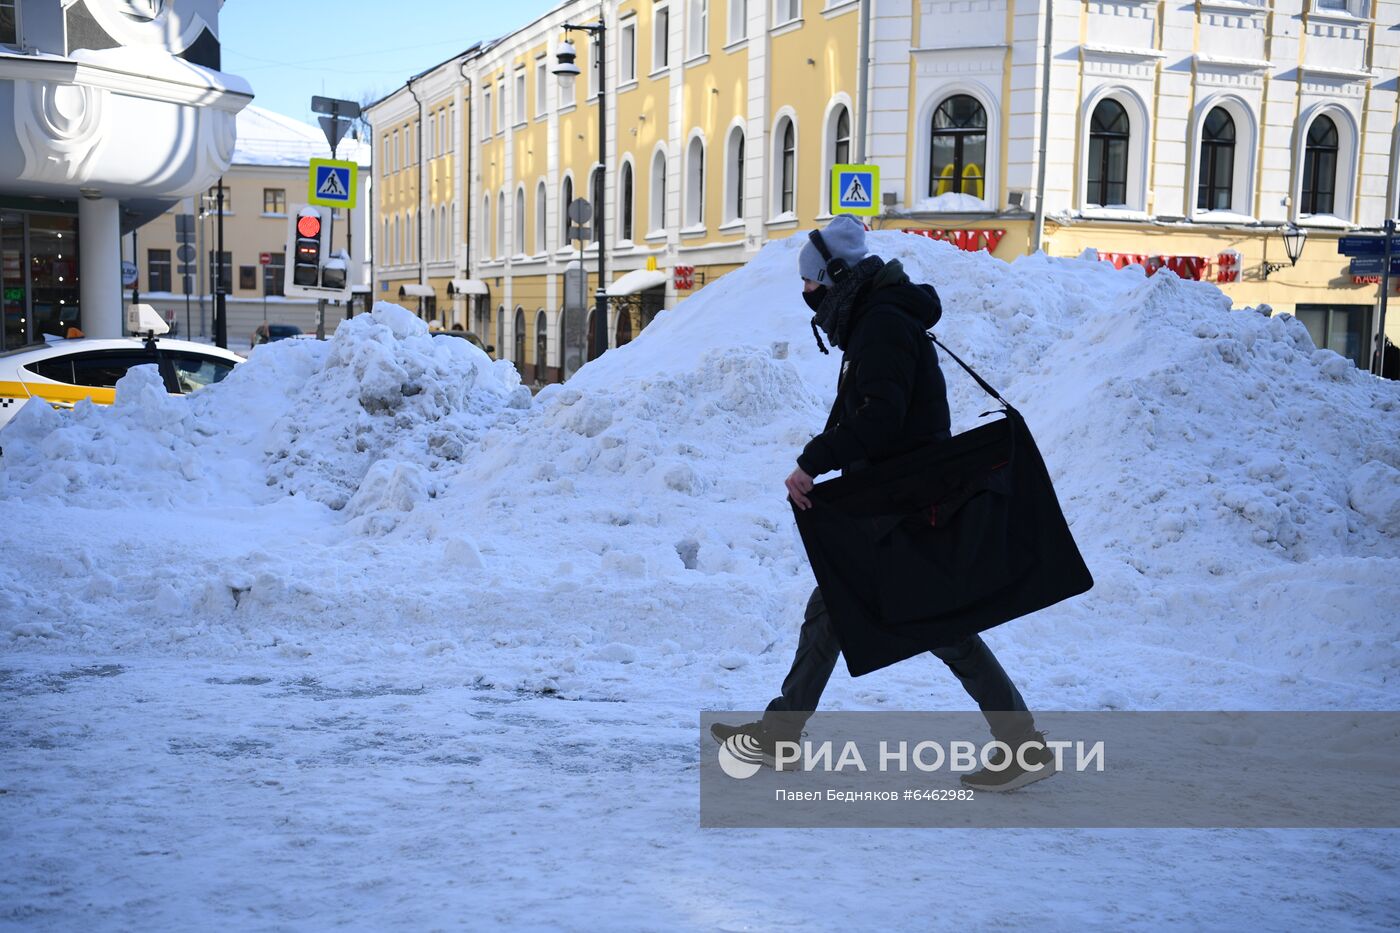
[436,329,495,358]
[0,336,243,432]
[251,323,303,347]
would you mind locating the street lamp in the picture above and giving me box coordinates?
[554,18,608,363]
[1264,222,1308,278]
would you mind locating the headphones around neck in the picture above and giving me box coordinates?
[808,229,850,285]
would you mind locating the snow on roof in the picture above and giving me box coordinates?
[233,105,372,169]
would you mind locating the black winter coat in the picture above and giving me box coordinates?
[797,262,951,478]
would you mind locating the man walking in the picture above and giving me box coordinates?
[712,216,1053,792]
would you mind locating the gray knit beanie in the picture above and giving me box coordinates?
[798,215,869,284]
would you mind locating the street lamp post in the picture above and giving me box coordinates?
[555,17,608,362]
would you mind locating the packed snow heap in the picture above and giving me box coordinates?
[1,233,1396,691]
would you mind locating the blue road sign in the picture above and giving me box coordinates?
[831,164,880,215]
[1349,256,1400,276]
[308,158,357,208]
[1338,235,1400,256]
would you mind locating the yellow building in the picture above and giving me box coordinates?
[369,0,1400,382]
[125,105,372,349]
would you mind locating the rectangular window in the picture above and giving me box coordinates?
[688,0,708,58]
[448,104,455,150]
[207,185,230,213]
[0,0,15,46]
[263,252,285,295]
[263,188,286,215]
[392,130,399,170]
[654,6,670,71]
[238,265,256,291]
[535,59,549,116]
[774,0,800,24]
[482,89,492,136]
[496,80,505,133]
[729,0,748,42]
[1295,304,1373,370]
[148,249,171,293]
[209,251,232,294]
[382,137,391,174]
[515,69,526,125]
[621,22,637,82]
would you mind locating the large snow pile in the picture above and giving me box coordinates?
[0,303,529,511]
[1,233,1396,691]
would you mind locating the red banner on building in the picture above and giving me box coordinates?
[902,229,1006,253]
[674,265,695,290]
[1096,251,1209,281]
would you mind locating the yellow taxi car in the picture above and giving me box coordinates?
[0,334,243,431]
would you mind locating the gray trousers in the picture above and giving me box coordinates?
[761,586,1036,744]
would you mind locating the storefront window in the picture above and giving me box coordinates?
[1295,304,1372,370]
[28,215,80,339]
[2,212,25,350]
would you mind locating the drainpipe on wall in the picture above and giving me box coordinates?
[458,58,474,331]
[407,77,426,319]
[1031,0,1054,254]
[855,0,871,165]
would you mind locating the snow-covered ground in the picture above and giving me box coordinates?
[2,233,1397,929]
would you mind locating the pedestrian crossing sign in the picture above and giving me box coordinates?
[831,163,880,216]
[308,158,357,209]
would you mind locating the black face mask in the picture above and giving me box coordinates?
[802,285,828,312]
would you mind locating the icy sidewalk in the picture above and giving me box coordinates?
[2,655,1397,932]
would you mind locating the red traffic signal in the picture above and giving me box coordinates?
[297,214,322,238]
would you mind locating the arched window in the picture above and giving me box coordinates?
[426,207,435,261]
[776,117,795,215]
[561,175,574,247]
[515,187,526,254]
[536,180,547,253]
[383,218,391,264]
[930,95,986,199]
[725,126,745,222]
[496,191,505,258]
[1197,107,1235,212]
[405,210,413,261]
[590,167,604,243]
[535,310,549,376]
[514,307,526,368]
[833,106,851,167]
[619,161,635,241]
[1088,99,1130,207]
[1302,115,1338,216]
[685,135,705,227]
[650,149,668,232]
[481,194,491,260]
[497,306,505,356]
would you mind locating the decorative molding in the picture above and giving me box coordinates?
[14,80,107,186]
[1082,45,1166,81]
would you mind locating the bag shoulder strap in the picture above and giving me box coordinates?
[926,332,1011,410]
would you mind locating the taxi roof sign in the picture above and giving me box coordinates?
[831,163,880,216]
[308,158,357,209]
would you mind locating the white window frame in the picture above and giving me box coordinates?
[482,89,492,137]
[773,0,800,26]
[535,58,549,117]
[0,0,20,48]
[653,4,671,73]
[648,145,669,236]
[496,79,505,135]
[820,96,853,217]
[687,0,709,60]
[722,121,746,225]
[535,179,548,254]
[915,83,1000,211]
[514,68,527,126]
[728,0,748,45]
[392,130,399,171]
[770,110,798,223]
[1077,87,1150,214]
[1293,103,1359,225]
[1188,94,1258,221]
[617,156,636,243]
[481,194,492,260]
[684,130,707,229]
[620,20,637,84]
[515,186,526,255]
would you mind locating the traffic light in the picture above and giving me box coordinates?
[283,205,351,300]
[292,207,324,286]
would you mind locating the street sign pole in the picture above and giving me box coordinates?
[215,178,227,349]
[1379,219,1394,376]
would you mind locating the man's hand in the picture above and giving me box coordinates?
[786,466,815,510]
